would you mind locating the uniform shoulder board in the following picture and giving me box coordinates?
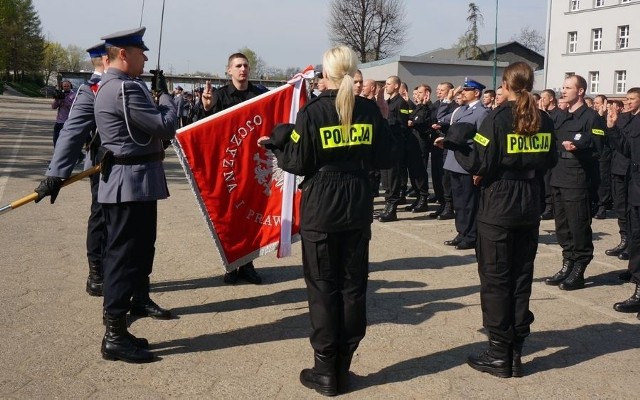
[254,83,269,93]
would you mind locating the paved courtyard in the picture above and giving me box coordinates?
[0,94,638,399]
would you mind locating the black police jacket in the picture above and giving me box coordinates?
[387,94,410,134]
[607,111,640,205]
[268,90,398,232]
[201,81,268,117]
[550,103,605,189]
[454,101,557,226]
[609,112,636,176]
[409,102,433,135]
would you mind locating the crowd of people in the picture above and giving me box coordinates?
[32,22,640,396]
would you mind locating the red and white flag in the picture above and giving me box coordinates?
[173,67,314,271]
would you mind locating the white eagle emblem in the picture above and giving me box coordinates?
[253,150,303,196]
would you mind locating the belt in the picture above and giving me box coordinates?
[318,161,364,172]
[560,151,576,159]
[500,169,536,180]
[113,151,165,165]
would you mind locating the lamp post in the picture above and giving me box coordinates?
[492,0,499,90]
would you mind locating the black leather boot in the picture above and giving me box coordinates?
[131,277,172,320]
[411,196,429,213]
[101,314,154,363]
[540,204,553,220]
[613,284,640,313]
[404,197,420,211]
[86,264,104,297]
[545,259,574,286]
[559,262,587,290]
[336,351,354,394]
[428,202,445,218]
[378,203,397,222]
[619,250,630,260]
[437,203,455,220]
[594,206,607,219]
[467,339,512,378]
[300,352,337,397]
[605,236,627,257]
[512,339,524,378]
[102,310,149,349]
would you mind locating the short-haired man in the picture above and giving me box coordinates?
[544,75,605,290]
[201,52,267,285]
[404,84,433,213]
[353,69,363,96]
[593,94,612,219]
[606,87,640,318]
[482,90,495,108]
[538,89,565,220]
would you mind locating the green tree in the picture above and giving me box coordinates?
[0,0,44,82]
[457,2,484,60]
[328,0,407,63]
[42,40,66,83]
[64,44,86,71]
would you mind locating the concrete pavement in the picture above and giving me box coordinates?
[0,94,638,399]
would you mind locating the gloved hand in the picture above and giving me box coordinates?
[150,69,169,95]
[34,177,63,204]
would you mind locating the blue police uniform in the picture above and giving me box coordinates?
[94,27,177,363]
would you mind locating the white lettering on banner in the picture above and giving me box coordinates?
[245,208,291,226]
[221,114,264,193]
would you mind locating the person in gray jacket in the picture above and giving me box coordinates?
[94,27,177,363]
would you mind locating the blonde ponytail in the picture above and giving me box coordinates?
[322,46,358,140]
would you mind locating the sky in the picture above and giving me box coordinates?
[32,0,548,76]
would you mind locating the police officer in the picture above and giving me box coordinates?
[94,27,177,363]
[259,46,397,396]
[544,74,605,290]
[538,89,566,220]
[378,75,410,222]
[446,62,556,377]
[35,43,108,297]
[200,52,267,285]
[435,78,490,250]
[607,87,640,318]
[404,84,432,213]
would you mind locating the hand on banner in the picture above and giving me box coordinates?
[257,136,270,146]
[34,177,63,204]
[202,80,213,111]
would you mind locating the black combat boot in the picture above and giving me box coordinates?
[619,250,630,260]
[467,339,512,378]
[404,197,420,211]
[336,351,354,394]
[102,310,149,349]
[605,235,627,257]
[300,352,337,397]
[594,206,607,219]
[613,284,640,313]
[131,277,172,320]
[545,259,574,286]
[437,202,455,220]
[378,203,398,222]
[511,338,524,378]
[540,204,553,220]
[86,264,104,297]
[559,262,587,291]
[428,202,445,218]
[101,314,154,363]
[411,195,429,213]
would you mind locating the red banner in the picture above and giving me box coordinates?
[174,78,308,271]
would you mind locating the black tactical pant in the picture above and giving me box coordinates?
[430,143,445,203]
[382,134,406,205]
[611,173,629,236]
[450,171,479,243]
[552,186,594,265]
[598,147,612,208]
[87,169,106,267]
[627,206,640,284]
[301,228,370,360]
[543,169,553,209]
[102,201,157,316]
[407,130,430,197]
[477,221,537,344]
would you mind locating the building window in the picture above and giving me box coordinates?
[570,0,580,10]
[565,72,575,78]
[589,71,600,93]
[618,25,630,49]
[615,70,627,93]
[592,28,602,51]
[620,0,631,3]
[568,32,578,53]
[595,0,605,6]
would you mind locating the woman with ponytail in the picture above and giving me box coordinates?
[447,62,557,378]
[259,46,397,396]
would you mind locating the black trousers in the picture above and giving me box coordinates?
[477,221,537,344]
[102,201,157,316]
[382,135,406,205]
[407,130,430,197]
[86,170,105,267]
[442,161,453,205]
[626,206,640,284]
[450,171,479,243]
[611,173,629,236]
[301,228,369,360]
[598,147,612,207]
[543,169,553,208]
[430,144,444,203]
[552,186,593,265]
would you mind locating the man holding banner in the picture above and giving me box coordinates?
[260,46,398,396]
[200,52,267,285]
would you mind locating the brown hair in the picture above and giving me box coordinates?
[502,62,540,136]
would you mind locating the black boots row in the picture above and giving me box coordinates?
[467,338,525,378]
[545,259,587,290]
[299,352,354,397]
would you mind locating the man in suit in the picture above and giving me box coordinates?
[435,79,490,250]
[429,82,456,219]
[94,27,177,362]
